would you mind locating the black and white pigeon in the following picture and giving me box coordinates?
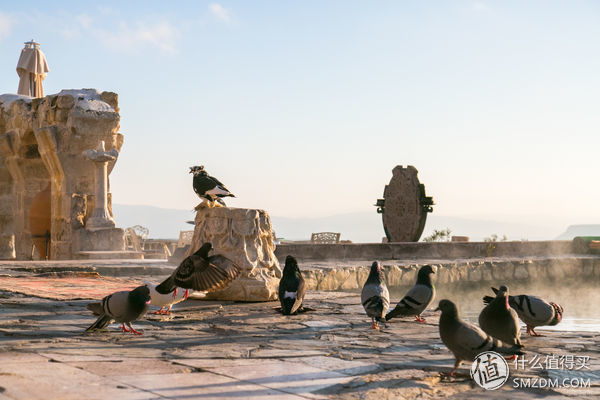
[190,165,235,208]
[361,261,390,330]
[155,242,241,295]
[386,264,436,323]
[278,255,306,315]
[437,299,524,377]
[483,287,563,336]
[86,285,151,335]
[478,285,522,347]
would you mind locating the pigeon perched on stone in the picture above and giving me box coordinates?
[478,285,522,346]
[145,282,189,315]
[386,264,436,323]
[361,261,390,330]
[278,255,306,315]
[190,165,235,208]
[85,285,151,334]
[437,299,524,376]
[155,242,240,295]
[483,287,563,336]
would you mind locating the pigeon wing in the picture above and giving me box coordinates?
[387,284,434,319]
[173,254,240,292]
[103,291,131,321]
[193,175,217,196]
[290,275,306,314]
[361,283,390,319]
[450,321,522,361]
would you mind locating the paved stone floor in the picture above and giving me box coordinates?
[1,287,599,399]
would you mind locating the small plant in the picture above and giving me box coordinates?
[484,234,507,242]
[483,234,507,256]
[422,228,452,242]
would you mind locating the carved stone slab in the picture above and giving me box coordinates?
[375,165,433,242]
[187,207,282,301]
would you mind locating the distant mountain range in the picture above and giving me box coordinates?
[112,204,593,242]
[555,224,600,240]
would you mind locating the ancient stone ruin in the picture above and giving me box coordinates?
[0,89,132,260]
[187,207,282,301]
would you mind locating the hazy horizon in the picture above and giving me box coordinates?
[1,1,599,227]
[112,203,598,242]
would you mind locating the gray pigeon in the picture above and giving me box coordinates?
[278,255,306,315]
[478,285,522,346]
[361,261,390,330]
[155,242,240,295]
[386,264,435,323]
[437,299,524,376]
[483,287,563,336]
[86,285,151,334]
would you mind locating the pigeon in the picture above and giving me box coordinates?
[145,282,189,315]
[85,285,151,334]
[155,242,241,295]
[361,261,390,330]
[386,264,436,323]
[478,285,522,346]
[278,255,306,315]
[436,299,524,376]
[483,287,563,336]
[190,165,235,208]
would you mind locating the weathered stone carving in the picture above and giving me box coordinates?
[187,207,281,301]
[83,141,118,231]
[375,165,434,242]
[0,89,129,259]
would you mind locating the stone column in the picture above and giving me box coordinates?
[187,207,282,301]
[82,141,118,231]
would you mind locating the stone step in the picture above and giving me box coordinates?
[76,250,143,260]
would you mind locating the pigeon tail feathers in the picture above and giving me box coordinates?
[155,275,176,295]
[85,315,112,332]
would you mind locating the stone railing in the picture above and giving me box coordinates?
[275,240,575,262]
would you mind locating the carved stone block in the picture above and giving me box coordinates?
[188,207,282,301]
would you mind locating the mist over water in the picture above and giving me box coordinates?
[388,280,600,333]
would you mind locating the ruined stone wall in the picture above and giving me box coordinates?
[0,89,124,260]
[299,256,600,291]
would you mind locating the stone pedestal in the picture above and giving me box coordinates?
[187,207,281,301]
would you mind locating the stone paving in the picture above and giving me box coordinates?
[1,286,599,399]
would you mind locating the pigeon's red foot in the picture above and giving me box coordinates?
[152,307,171,315]
[184,289,189,300]
[121,323,130,333]
[527,325,544,337]
[129,327,143,335]
[415,315,426,323]
[505,355,517,361]
[440,369,456,378]
[173,288,177,297]
[371,322,380,330]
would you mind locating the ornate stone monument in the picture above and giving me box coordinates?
[186,207,281,301]
[375,165,434,242]
[0,89,133,259]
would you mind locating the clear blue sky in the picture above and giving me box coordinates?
[0,1,598,226]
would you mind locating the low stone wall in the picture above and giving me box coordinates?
[299,256,600,291]
[276,240,575,262]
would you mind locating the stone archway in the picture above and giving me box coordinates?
[18,130,52,259]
